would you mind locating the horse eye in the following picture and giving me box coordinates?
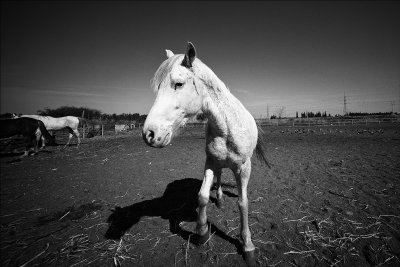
[174,82,184,90]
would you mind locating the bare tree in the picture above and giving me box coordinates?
[276,106,286,119]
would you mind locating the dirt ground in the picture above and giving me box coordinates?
[1,124,399,267]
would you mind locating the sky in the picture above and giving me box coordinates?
[1,1,399,118]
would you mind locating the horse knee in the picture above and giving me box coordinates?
[237,198,248,210]
[198,194,209,207]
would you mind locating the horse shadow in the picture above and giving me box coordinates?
[0,150,53,163]
[105,178,242,252]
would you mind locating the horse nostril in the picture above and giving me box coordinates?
[146,130,155,143]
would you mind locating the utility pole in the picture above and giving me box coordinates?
[398,84,400,113]
[266,105,269,120]
[343,92,347,116]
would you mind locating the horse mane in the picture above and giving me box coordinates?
[23,114,52,119]
[151,54,230,95]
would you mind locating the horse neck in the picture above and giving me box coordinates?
[199,73,245,136]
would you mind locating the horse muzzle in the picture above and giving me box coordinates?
[142,125,171,148]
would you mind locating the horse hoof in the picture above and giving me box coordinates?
[244,250,257,267]
[195,231,210,245]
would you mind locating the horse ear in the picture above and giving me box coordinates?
[181,42,196,68]
[166,49,174,58]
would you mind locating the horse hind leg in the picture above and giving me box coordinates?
[234,159,256,267]
[64,133,73,149]
[215,169,224,209]
[74,129,81,148]
[64,129,80,148]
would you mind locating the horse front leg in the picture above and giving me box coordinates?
[234,159,256,266]
[196,158,215,244]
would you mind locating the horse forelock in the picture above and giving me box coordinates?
[151,55,184,92]
[152,54,229,96]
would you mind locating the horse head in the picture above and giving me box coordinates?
[143,42,204,148]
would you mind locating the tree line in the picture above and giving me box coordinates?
[2,106,396,121]
[270,111,331,119]
[10,106,148,123]
[297,111,331,118]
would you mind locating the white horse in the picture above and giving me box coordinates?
[17,115,81,148]
[143,42,269,266]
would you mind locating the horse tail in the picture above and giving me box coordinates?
[78,117,89,128]
[255,125,271,168]
[37,120,54,144]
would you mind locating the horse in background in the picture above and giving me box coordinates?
[142,42,269,266]
[0,117,54,157]
[15,115,81,148]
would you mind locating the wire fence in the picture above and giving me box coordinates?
[80,117,400,139]
[255,117,400,127]
[2,117,398,149]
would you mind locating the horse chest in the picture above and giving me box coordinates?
[206,137,246,167]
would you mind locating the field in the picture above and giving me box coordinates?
[1,124,400,266]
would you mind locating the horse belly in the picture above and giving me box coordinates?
[44,120,66,131]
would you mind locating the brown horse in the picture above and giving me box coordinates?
[15,115,81,148]
[0,117,54,157]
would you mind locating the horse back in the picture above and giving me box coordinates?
[65,116,80,129]
[21,115,79,130]
[0,118,39,138]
